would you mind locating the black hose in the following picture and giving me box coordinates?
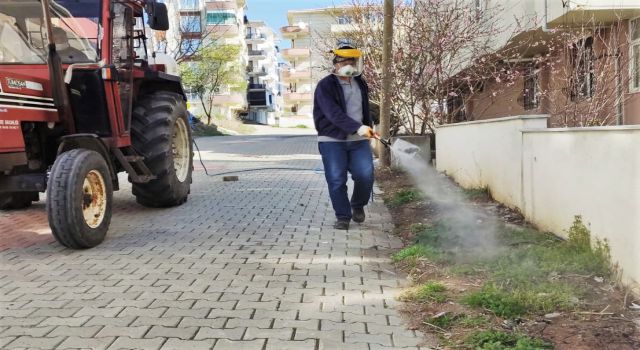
[192,138,318,177]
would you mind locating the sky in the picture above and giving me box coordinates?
[245,0,347,49]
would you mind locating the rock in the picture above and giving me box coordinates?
[545,312,562,319]
[594,276,604,283]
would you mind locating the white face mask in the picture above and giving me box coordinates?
[337,64,357,77]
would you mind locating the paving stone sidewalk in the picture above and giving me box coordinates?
[0,135,426,349]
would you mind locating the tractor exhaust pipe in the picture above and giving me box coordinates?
[40,0,75,133]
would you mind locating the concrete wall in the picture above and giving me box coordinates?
[436,116,640,292]
[521,126,640,291]
[436,115,548,209]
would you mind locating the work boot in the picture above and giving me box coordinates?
[352,207,365,223]
[334,219,350,230]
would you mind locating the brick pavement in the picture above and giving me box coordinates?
[0,135,426,349]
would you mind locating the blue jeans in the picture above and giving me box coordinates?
[318,140,374,220]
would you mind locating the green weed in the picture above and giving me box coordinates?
[413,222,448,246]
[428,313,459,329]
[392,244,440,264]
[463,283,577,318]
[386,188,421,207]
[295,124,309,128]
[465,330,552,350]
[462,217,611,317]
[463,187,490,200]
[403,282,447,303]
[192,123,225,137]
[457,314,490,328]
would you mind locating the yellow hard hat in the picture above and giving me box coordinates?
[332,48,362,59]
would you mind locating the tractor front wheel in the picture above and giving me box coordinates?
[46,149,113,249]
[0,192,39,210]
[131,92,193,207]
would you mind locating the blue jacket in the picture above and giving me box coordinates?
[313,74,372,140]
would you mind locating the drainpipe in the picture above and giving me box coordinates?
[615,50,624,125]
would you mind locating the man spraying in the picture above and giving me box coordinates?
[313,44,377,230]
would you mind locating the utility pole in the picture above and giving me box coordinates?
[379,0,394,166]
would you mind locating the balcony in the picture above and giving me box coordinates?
[545,0,640,27]
[248,83,266,90]
[247,66,268,76]
[246,33,267,42]
[282,69,311,81]
[248,50,266,60]
[281,48,310,60]
[205,1,237,11]
[283,92,312,103]
[280,25,309,38]
[207,24,239,37]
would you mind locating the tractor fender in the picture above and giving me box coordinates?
[56,134,119,190]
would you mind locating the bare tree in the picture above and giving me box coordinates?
[318,0,523,135]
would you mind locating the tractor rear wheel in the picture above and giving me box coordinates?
[47,149,113,249]
[131,92,193,207]
[0,192,38,210]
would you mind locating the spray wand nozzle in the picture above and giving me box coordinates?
[372,134,391,148]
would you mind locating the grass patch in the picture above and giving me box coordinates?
[392,244,440,265]
[428,313,490,330]
[192,123,225,137]
[403,282,447,303]
[463,187,490,200]
[412,222,447,247]
[465,330,552,350]
[295,124,309,128]
[385,188,421,208]
[462,216,611,318]
[457,314,490,328]
[449,264,486,277]
[428,313,460,330]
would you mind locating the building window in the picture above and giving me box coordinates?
[180,0,198,10]
[180,15,201,33]
[570,36,595,101]
[337,16,352,25]
[206,11,236,25]
[523,64,539,110]
[446,94,466,122]
[630,18,640,92]
[180,39,201,55]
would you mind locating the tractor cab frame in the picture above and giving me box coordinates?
[0,0,194,248]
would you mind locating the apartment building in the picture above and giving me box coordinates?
[280,7,358,128]
[158,0,248,120]
[245,21,281,125]
[441,0,640,126]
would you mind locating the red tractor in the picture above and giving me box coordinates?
[0,0,193,248]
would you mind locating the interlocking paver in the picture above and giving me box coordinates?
[48,325,103,338]
[107,336,165,350]
[213,339,265,350]
[95,326,150,338]
[265,339,316,350]
[0,135,423,350]
[57,336,115,350]
[4,335,65,349]
[193,327,245,340]
[161,338,216,350]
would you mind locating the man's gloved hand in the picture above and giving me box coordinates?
[357,125,378,139]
